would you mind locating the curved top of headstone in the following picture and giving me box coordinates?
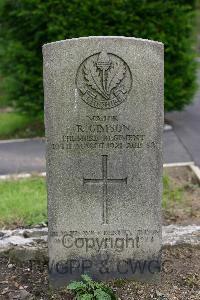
[43,36,163,48]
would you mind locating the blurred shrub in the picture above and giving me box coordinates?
[0,0,197,115]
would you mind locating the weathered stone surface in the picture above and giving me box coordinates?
[1,225,200,263]
[162,225,200,247]
[43,36,164,286]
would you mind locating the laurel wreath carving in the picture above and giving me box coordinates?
[84,57,126,100]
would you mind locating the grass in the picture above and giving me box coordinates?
[0,176,47,228]
[0,175,184,228]
[0,112,44,139]
[0,112,30,139]
[162,175,183,209]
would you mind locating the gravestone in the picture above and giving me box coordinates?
[43,36,164,287]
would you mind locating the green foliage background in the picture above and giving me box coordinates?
[0,0,197,116]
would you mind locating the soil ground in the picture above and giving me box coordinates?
[0,166,199,299]
[163,166,200,225]
[0,245,199,299]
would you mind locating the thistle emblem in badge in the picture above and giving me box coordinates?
[76,51,132,109]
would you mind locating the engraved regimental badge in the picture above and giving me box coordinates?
[76,51,132,109]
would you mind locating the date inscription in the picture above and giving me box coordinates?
[49,115,158,152]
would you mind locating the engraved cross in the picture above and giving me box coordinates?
[83,155,127,225]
